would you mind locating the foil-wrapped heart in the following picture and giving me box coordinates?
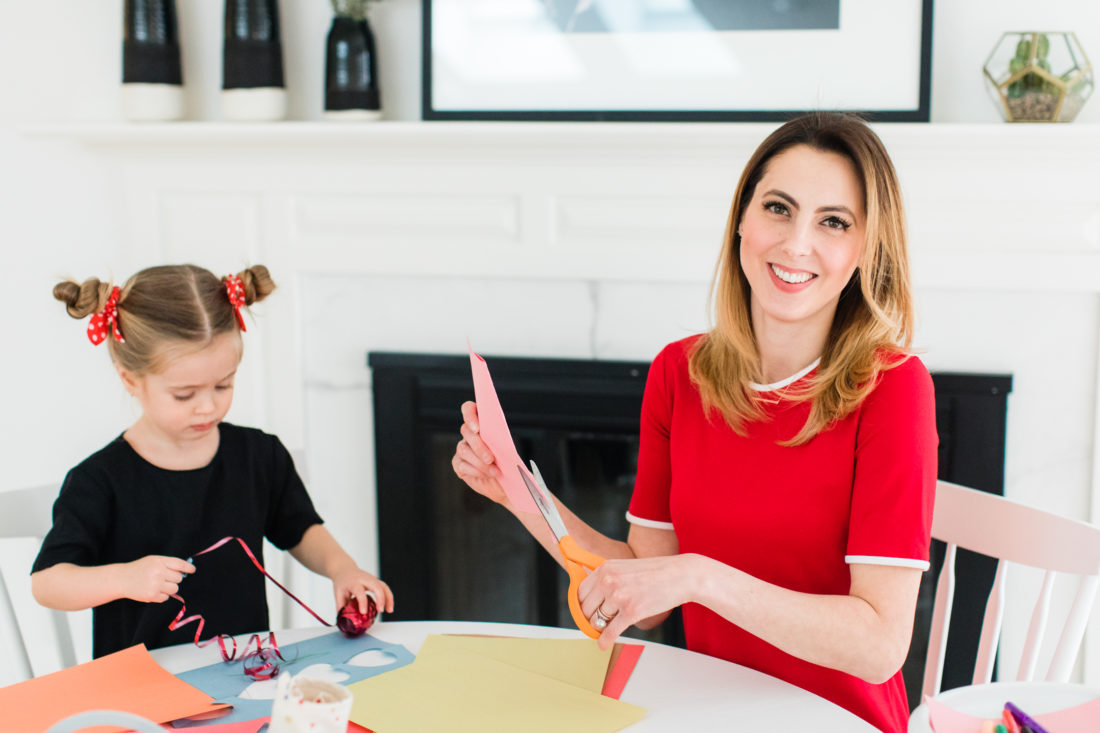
[336,594,378,637]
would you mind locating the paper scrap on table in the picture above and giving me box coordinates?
[426,635,612,694]
[0,644,226,733]
[469,345,540,514]
[926,693,1100,733]
[173,631,413,727]
[166,717,372,733]
[602,643,644,700]
[347,647,646,733]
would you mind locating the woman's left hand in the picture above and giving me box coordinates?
[578,553,703,650]
[331,567,395,615]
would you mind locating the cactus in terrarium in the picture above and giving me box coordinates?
[984,31,1093,122]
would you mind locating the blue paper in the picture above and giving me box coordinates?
[171,631,413,727]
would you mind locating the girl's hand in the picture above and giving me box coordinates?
[120,555,196,603]
[578,554,703,650]
[451,401,510,507]
[332,567,395,615]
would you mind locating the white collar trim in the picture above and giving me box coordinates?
[749,358,821,392]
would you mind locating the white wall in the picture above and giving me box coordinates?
[3,0,1100,687]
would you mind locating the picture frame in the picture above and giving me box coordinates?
[422,0,933,122]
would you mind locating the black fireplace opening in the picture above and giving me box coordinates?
[369,351,1011,707]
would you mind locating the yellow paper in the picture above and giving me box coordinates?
[347,648,646,733]
[422,634,612,693]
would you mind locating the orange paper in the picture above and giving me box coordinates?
[0,644,227,733]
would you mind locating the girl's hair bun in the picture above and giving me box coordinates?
[53,277,112,319]
[237,265,276,306]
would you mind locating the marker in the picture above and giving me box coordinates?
[1005,701,1049,733]
[1001,707,1021,733]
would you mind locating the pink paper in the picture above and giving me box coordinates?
[926,693,1100,733]
[469,347,539,514]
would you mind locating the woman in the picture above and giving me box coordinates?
[452,112,936,733]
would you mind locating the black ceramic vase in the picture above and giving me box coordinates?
[324,14,382,120]
[122,0,184,120]
[222,0,287,121]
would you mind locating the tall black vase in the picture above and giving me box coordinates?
[324,15,382,120]
[122,0,183,120]
[222,0,286,121]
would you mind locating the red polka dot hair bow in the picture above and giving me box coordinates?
[224,274,247,332]
[87,285,124,345]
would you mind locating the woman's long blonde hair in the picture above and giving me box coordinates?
[688,112,914,445]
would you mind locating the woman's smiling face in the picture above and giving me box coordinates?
[738,143,866,336]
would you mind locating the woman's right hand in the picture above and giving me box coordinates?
[120,555,196,603]
[451,401,510,507]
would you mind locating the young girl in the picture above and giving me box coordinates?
[32,264,393,659]
[453,113,936,732]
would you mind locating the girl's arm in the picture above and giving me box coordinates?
[579,554,922,684]
[31,555,195,611]
[288,524,394,614]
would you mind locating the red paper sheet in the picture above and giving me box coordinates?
[0,644,226,733]
[601,643,643,700]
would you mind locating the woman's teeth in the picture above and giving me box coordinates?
[771,264,814,284]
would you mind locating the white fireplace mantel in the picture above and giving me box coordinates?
[31,122,1100,292]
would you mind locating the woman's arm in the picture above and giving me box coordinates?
[31,555,195,610]
[288,524,394,614]
[580,556,922,683]
[453,401,677,566]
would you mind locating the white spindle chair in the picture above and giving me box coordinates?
[0,483,78,681]
[920,480,1100,703]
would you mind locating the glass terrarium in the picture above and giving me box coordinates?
[983,32,1093,122]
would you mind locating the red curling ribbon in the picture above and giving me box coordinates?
[223,274,247,331]
[87,285,124,345]
[242,641,284,680]
[169,536,334,680]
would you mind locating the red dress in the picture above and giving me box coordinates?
[627,336,938,733]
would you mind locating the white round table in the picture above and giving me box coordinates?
[151,620,878,731]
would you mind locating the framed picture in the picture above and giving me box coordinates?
[422,0,933,122]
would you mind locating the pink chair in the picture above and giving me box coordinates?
[910,480,1100,729]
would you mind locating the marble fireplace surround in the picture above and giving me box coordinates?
[51,121,1100,681]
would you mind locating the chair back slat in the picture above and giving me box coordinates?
[0,483,76,680]
[922,543,957,699]
[0,572,34,680]
[1017,571,1054,681]
[932,483,1100,575]
[973,559,1006,685]
[1047,574,1100,681]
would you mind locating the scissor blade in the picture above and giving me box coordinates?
[517,465,567,542]
[528,460,573,538]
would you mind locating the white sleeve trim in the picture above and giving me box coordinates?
[625,511,675,530]
[845,555,930,571]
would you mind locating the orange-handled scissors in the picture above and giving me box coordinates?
[519,460,607,639]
